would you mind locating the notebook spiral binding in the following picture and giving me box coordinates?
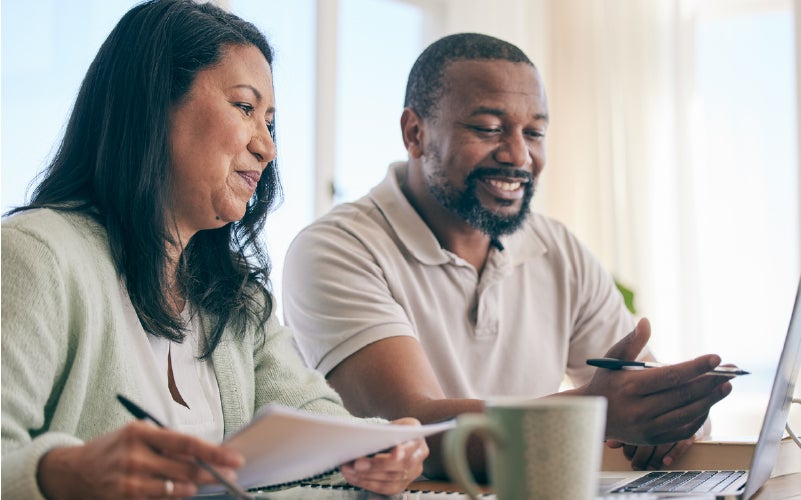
[248,467,343,492]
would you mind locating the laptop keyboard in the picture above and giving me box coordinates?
[612,470,747,493]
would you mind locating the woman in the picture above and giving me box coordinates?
[0,1,427,498]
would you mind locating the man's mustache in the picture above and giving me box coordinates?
[467,167,534,183]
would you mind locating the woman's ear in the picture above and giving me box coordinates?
[400,108,425,159]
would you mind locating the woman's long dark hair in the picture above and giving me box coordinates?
[11,0,280,357]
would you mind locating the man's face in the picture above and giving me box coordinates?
[420,60,548,238]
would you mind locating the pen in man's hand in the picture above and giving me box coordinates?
[585,357,749,377]
[116,394,254,500]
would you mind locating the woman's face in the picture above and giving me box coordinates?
[168,44,275,243]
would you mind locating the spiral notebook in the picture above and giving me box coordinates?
[198,483,475,499]
[196,405,455,495]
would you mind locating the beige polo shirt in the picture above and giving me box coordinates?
[283,162,635,399]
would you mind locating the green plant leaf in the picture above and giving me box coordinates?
[615,279,637,315]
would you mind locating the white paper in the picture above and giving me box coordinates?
[198,404,455,493]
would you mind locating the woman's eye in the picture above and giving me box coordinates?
[266,121,275,136]
[237,103,255,116]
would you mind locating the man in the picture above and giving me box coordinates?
[283,33,731,479]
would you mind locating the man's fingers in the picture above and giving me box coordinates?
[629,445,658,470]
[661,438,694,467]
[624,355,725,396]
[618,380,728,445]
[644,382,729,443]
[623,444,637,460]
[604,317,652,361]
[650,409,714,444]
[646,443,677,469]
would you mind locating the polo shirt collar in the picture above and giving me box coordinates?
[369,162,448,265]
[369,162,547,267]
[501,216,549,266]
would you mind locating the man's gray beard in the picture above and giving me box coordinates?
[427,168,536,239]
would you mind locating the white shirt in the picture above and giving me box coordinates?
[147,310,225,443]
[120,288,224,443]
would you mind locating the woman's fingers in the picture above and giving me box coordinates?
[341,431,429,496]
[42,422,244,498]
[119,422,241,485]
[140,424,244,469]
[136,476,197,498]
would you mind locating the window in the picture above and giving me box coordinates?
[226,0,317,304]
[1,0,140,212]
[332,0,426,204]
[691,6,798,372]
[673,0,799,435]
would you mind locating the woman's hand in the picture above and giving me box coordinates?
[37,421,244,499]
[339,417,429,495]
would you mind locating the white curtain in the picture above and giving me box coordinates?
[543,0,688,359]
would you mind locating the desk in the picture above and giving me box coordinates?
[207,473,800,499]
[195,472,801,500]
[407,472,801,498]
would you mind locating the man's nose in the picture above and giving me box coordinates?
[492,132,531,167]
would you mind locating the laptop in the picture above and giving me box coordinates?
[598,278,801,499]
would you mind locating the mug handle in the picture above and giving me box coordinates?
[442,414,504,500]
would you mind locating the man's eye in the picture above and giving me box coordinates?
[472,126,501,134]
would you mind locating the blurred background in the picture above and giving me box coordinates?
[2,0,799,437]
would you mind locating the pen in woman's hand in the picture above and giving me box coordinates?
[116,394,254,500]
[586,357,749,377]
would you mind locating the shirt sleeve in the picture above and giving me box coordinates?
[282,220,415,376]
[561,230,639,387]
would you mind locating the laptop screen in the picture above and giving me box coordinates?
[744,278,801,499]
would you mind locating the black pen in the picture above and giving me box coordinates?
[586,357,749,377]
[116,394,254,500]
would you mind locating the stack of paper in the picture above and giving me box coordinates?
[198,405,455,494]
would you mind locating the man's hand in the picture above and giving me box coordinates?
[607,414,713,470]
[580,318,732,445]
[606,438,693,470]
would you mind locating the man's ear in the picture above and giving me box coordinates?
[400,107,425,159]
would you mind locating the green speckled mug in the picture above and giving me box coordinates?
[443,396,607,500]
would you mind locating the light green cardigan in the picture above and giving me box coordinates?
[1,209,351,499]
